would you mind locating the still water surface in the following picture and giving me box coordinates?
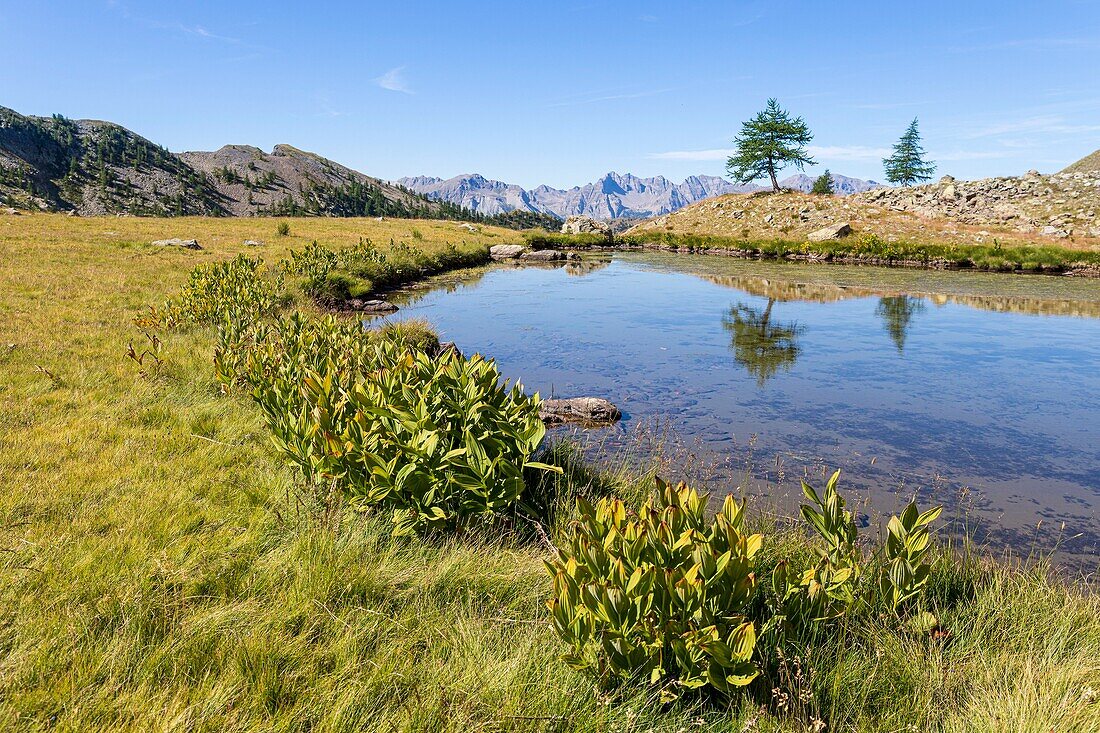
[377,253,1100,565]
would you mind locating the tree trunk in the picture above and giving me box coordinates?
[768,164,779,192]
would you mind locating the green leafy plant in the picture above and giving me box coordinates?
[244,319,555,536]
[799,470,859,568]
[276,221,291,236]
[769,471,943,642]
[341,346,555,535]
[769,472,860,632]
[880,501,942,612]
[150,254,282,330]
[546,479,763,700]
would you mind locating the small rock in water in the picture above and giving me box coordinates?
[351,299,399,314]
[433,341,463,359]
[540,397,622,426]
[151,238,202,249]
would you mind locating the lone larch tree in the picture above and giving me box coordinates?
[727,98,815,192]
[883,118,936,186]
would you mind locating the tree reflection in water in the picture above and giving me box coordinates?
[875,295,925,353]
[722,299,803,385]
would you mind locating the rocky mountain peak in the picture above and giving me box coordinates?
[398,170,881,221]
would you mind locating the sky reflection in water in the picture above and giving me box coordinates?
[378,253,1100,565]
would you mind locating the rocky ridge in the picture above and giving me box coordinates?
[628,171,1100,248]
[856,171,1100,239]
[0,105,458,219]
[0,106,224,216]
[180,144,450,218]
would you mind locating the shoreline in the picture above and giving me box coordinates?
[568,240,1100,278]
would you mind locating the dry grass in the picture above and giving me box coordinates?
[0,214,1098,731]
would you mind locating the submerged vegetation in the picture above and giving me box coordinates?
[1,215,1099,731]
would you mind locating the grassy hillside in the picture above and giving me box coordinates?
[1,214,1098,732]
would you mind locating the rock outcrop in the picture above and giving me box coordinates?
[857,170,1100,236]
[539,397,622,426]
[807,222,852,241]
[629,167,1100,246]
[561,215,611,236]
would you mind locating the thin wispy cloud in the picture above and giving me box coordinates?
[639,14,658,22]
[106,1,262,49]
[850,101,930,110]
[808,145,892,161]
[962,36,1100,51]
[547,87,674,108]
[647,148,733,162]
[932,150,1011,161]
[966,114,1100,139]
[374,67,414,94]
[314,93,344,118]
[175,24,243,44]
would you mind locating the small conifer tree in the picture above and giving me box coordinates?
[811,169,835,195]
[883,118,936,186]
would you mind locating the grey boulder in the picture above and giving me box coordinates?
[490,244,527,260]
[807,222,852,242]
[350,299,399,314]
[539,397,622,426]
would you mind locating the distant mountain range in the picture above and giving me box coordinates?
[398,171,882,220]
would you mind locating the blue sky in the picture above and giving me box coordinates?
[2,1,1099,188]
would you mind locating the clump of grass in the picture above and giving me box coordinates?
[369,317,439,353]
[283,239,490,305]
[276,221,291,236]
[522,230,611,249]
